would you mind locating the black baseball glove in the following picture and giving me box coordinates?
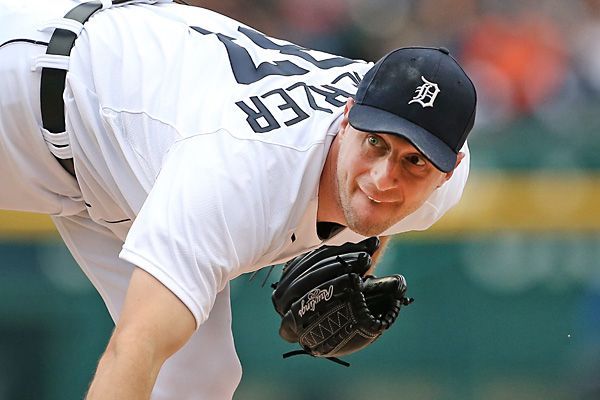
[271,237,413,364]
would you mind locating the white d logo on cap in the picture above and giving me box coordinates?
[408,76,441,108]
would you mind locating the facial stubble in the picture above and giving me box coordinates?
[335,165,396,237]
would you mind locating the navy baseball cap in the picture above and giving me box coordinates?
[348,47,477,172]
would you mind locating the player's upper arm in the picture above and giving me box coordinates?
[113,267,196,361]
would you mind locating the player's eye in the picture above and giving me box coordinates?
[366,134,384,148]
[406,154,426,166]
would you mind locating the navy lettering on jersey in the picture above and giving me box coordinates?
[191,25,363,133]
[331,71,362,86]
[235,96,281,133]
[191,26,308,84]
[190,26,353,85]
[238,27,354,71]
[262,88,310,127]
[287,82,333,113]
[236,70,362,133]
[309,84,353,107]
[235,88,311,133]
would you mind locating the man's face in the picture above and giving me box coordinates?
[334,112,456,236]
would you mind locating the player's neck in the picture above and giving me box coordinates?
[317,135,344,225]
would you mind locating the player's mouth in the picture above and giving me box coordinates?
[356,181,399,206]
[359,185,392,205]
[367,196,382,204]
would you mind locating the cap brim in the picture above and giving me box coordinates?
[348,104,457,172]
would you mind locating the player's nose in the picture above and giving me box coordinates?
[370,158,400,192]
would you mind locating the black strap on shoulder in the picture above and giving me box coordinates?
[40,1,104,134]
[39,1,130,177]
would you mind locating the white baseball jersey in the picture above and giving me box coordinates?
[0,1,470,398]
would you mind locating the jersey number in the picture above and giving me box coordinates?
[191,26,354,84]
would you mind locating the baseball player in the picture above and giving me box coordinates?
[0,0,476,399]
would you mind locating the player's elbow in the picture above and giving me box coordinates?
[105,267,197,366]
[106,322,187,373]
[105,328,161,374]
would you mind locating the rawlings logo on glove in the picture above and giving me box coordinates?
[271,237,413,365]
[298,286,334,317]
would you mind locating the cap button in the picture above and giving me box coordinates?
[438,47,450,55]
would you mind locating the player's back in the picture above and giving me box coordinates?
[63,2,372,240]
[70,2,370,148]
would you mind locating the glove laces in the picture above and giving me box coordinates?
[248,264,277,287]
[282,349,351,367]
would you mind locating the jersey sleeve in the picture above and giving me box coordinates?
[119,132,272,328]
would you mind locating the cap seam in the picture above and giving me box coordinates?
[431,50,443,80]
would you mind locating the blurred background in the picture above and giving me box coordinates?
[2,0,600,398]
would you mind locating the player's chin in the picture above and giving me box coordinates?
[344,201,397,237]
[347,218,393,237]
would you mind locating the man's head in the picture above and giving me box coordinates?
[319,47,476,236]
[349,46,476,173]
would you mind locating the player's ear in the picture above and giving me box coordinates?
[345,97,355,113]
[340,98,355,131]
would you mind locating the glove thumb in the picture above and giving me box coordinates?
[362,275,407,300]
